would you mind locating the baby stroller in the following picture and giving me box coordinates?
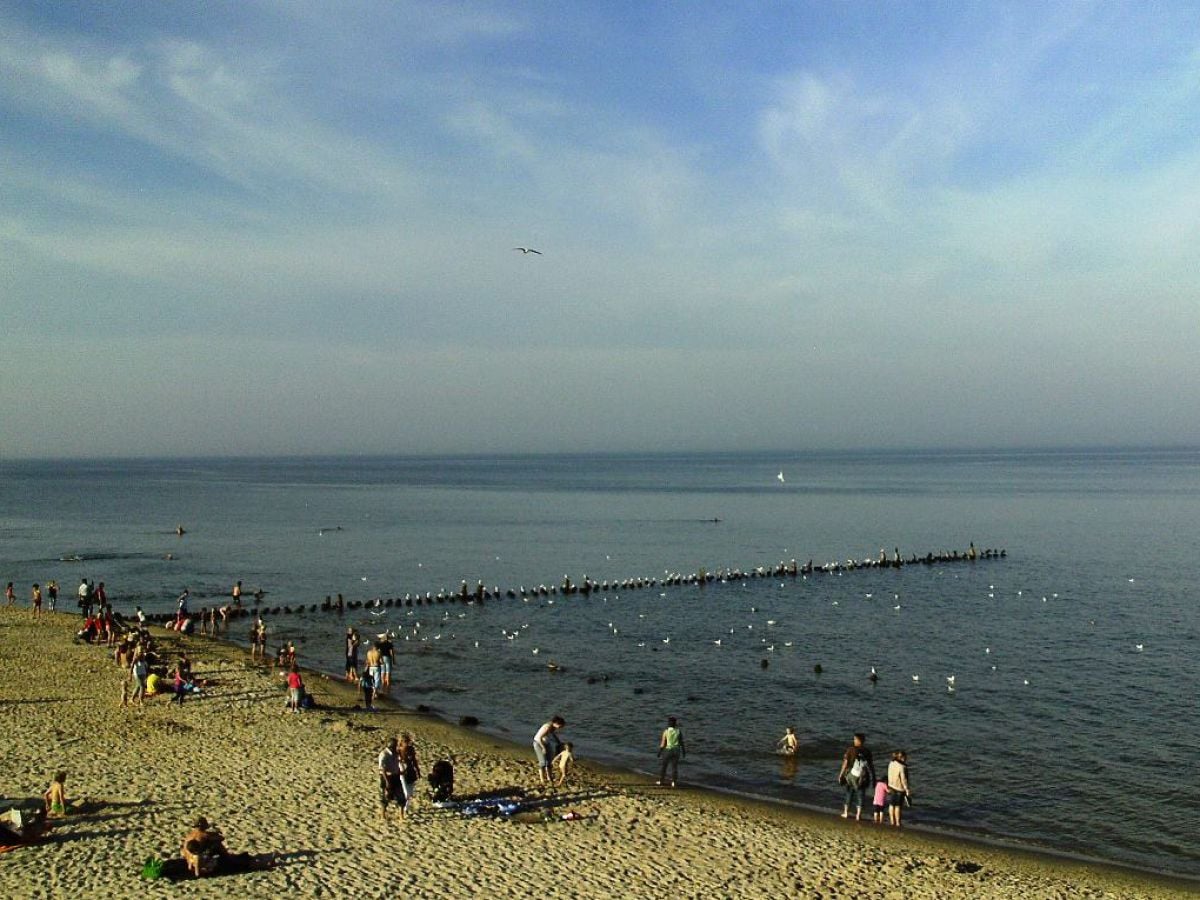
[428,759,454,803]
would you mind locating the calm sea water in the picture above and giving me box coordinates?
[1,450,1198,877]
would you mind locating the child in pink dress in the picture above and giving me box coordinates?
[872,777,888,824]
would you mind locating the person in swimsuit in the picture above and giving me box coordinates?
[31,583,42,618]
[44,772,68,817]
[5,582,15,607]
[777,727,798,755]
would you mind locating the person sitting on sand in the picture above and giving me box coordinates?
[44,772,68,817]
[552,742,575,788]
[777,727,798,756]
[181,816,227,877]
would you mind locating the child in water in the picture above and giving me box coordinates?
[873,776,888,824]
[777,727,799,755]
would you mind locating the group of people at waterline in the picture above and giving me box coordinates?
[9,579,914,828]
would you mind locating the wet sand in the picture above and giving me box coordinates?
[0,610,1193,899]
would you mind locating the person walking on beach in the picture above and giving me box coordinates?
[657,716,686,787]
[397,732,421,818]
[378,737,402,821]
[286,665,303,713]
[360,666,376,711]
[534,716,566,785]
[887,750,911,827]
[31,583,43,619]
[365,642,381,692]
[837,732,876,820]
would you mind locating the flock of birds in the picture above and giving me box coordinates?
[342,570,1150,702]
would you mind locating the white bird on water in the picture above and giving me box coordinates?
[1135,643,1144,651]
[912,675,920,683]
[777,471,785,483]
[712,639,722,646]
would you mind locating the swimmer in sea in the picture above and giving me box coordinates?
[777,727,799,756]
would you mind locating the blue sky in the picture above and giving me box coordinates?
[2,1,1198,457]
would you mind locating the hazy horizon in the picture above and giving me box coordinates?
[3,3,1198,459]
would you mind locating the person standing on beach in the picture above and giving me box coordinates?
[31,583,43,618]
[534,716,566,785]
[177,588,190,617]
[378,634,394,688]
[77,578,89,616]
[360,666,376,711]
[47,580,58,612]
[286,665,303,713]
[657,716,686,787]
[378,737,402,821]
[397,732,421,818]
[130,654,148,706]
[887,750,911,827]
[364,642,380,688]
[345,628,361,682]
[4,582,14,607]
[837,732,876,820]
[232,580,242,606]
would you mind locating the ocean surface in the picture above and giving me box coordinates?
[1,449,1198,878]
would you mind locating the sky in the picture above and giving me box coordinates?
[2,1,1199,458]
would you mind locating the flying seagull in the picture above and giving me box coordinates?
[513,247,543,255]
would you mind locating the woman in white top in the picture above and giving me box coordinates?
[886,750,911,827]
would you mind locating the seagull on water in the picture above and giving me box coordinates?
[513,247,542,255]
[1135,643,1144,651]
[776,471,786,483]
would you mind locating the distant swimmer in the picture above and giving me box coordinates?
[176,525,186,536]
[512,247,543,255]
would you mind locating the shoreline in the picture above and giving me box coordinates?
[1,609,1195,898]
[157,617,1200,890]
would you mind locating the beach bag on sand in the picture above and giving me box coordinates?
[141,857,164,880]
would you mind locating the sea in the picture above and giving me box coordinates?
[1,449,1197,879]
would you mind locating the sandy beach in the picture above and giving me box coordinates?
[0,609,1192,899]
